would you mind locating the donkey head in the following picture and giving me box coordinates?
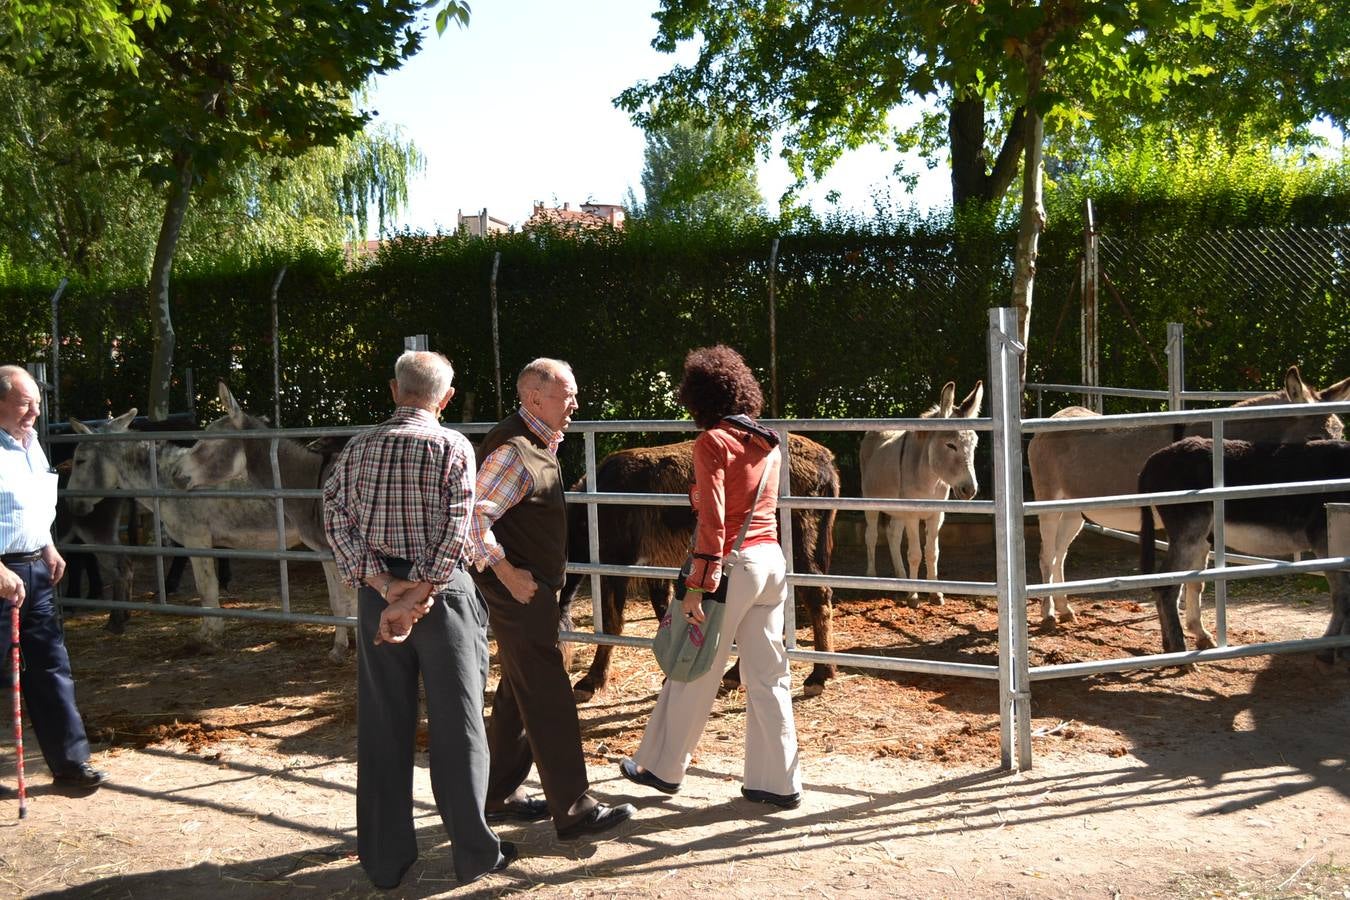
[66,408,138,517]
[922,381,984,501]
[184,381,262,488]
[1232,365,1349,443]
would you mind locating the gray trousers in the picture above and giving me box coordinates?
[356,565,501,886]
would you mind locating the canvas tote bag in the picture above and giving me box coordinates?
[652,451,775,682]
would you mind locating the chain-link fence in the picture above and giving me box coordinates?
[1090,225,1350,407]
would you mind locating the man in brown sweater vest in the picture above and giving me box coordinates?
[468,358,635,840]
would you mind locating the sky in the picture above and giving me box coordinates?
[364,0,950,235]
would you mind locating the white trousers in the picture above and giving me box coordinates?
[633,541,801,796]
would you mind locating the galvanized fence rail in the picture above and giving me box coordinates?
[43,312,1350,771]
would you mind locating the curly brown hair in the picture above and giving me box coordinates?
[677,345,764,429]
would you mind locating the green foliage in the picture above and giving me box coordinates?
[619,2,1338,210]
[0,59,424,278]
[4,0,439,418]
[631,118,765,225]
[0,0,169,71]
[1045,129,1350,229]
[1,173,1343,484]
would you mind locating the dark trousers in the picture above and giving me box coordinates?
[474,570,597,829]
[356,566,500,886]
[7,558,91,776]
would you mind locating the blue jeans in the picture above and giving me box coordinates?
[7,558,92,776]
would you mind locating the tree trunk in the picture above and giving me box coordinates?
[948,97,1027,208]
[146,155,194,421]
[1009,99,1045,387]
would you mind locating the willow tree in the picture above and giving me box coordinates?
[619,1,1339,380]
[6,1,461,419]
[0,64,422,280]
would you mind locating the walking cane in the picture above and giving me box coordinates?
[10,601,25,819]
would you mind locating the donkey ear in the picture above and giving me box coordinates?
[218,380,245,424]
[959,381,984,418]
[1318,373,1350,404]
[1284,366,1314,403]
[109,408,138,432]
[938,381,957,418]
[68,417,93,435]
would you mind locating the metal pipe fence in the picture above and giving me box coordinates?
[42,314,1350,772]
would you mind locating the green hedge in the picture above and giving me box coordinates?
[3,193,1346,490]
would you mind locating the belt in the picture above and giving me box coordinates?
[1,550,42,564]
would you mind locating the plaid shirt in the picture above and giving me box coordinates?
[322,406,476,588]
[468,405,563,570]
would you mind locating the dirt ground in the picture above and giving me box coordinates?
[2,529,1348,899]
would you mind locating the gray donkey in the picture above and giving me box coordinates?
[182,382,357,661]
[66,409,308,647]
[859,381,984,606]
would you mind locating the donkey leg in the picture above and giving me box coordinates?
[801,585,836,697]
[864,510,881,577]
[923,513,945,605]
[320,561,355,663]
[902,517,923,607]
[1153,583,1188,655]
[1182,580,1215,650]
[105,552,133,634]
[188,555,225,642]
[573,575,625,703]
[1315,570,1350,673]
[1036,512,1060,623]
[1049,513,1083,624]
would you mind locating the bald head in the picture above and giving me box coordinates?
[517,358,578,432]
[0,365,41,442]
[0,365,35,399]
[516,358,572,396]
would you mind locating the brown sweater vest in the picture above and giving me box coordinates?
[478,412,568,589]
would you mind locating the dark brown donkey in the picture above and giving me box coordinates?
[561,433,839,701]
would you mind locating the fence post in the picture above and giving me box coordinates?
[775,424,796,650]
[1167,323,1185,411]
[49,278,68,425]
[1210,416,1228,647]
[1329,504,1350,566]
[768,237,780,417]
[584,430,603,639]
[270,265,287,427]
[491,251,503,420]
[1080,200,1100,412]
[988,307,1031,770]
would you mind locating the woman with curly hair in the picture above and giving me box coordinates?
[619,345,802,810]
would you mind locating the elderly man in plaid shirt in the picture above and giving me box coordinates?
[469,358,635,841]
[323,351,514,890]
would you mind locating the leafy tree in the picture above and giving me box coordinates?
[618,1,1342,380]
[0,0,169,70]
[629,118,765,224]
[7,2,441,419]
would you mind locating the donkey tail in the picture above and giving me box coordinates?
[1139,507,1157,574]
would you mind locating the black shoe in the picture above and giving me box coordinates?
[53,762,108,789]
[463,841,517,885]
[618,757,680,795]
[555,802,635,841]
[741,787,801,810]
[486,797,550,823]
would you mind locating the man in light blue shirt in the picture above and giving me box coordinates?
[0,365,106,790]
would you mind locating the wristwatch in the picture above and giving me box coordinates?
[377,574,393,599]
